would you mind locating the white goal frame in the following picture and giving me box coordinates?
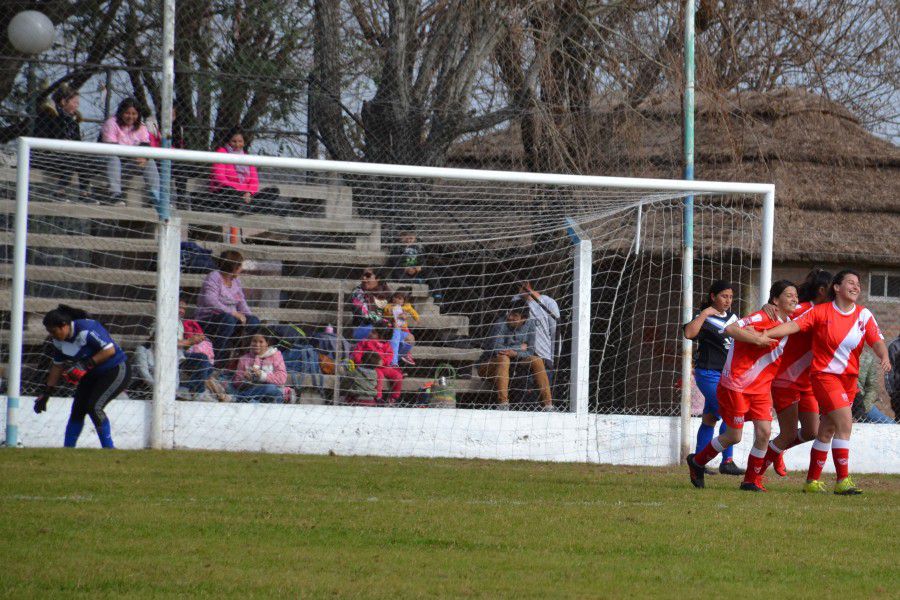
[3,137,775,463]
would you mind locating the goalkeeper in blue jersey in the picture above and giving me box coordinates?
[33,305,131,448]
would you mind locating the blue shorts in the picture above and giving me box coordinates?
[695,368,722,418]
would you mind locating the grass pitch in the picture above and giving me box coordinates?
[1,450,897,599]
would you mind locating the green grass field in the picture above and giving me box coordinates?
[1,449,897,599]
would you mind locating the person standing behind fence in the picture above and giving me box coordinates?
[682,280,744,476]
[32,305,131,449]
[32,85,99,203]
[196,250,260,367]
[100,97,160,207]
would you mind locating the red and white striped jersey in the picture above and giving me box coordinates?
[719,309,788,394]
[773,301,816,390]
[795,302,884,377]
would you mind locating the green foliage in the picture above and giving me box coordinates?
[0,449,897,598]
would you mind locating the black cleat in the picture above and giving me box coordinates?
[739,481,768,492]
[719,459,746,476]
[686,453,705,488]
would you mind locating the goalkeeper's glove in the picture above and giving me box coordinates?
[33,393,50,414]
[63,365,88,385]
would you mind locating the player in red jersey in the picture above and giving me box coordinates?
[762,270,892,495]
[686,280,798,491]
[765,269,832,477]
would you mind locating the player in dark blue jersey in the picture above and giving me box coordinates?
[33,305,131,448]
[683,281,745,476]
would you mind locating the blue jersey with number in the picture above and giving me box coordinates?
[50,319,126,374]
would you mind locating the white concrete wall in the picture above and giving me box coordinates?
[4,396,900,473]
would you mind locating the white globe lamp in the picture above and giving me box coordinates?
[7,10,56,55]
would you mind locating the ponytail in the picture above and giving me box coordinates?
[797,268,832,303]
[42,304,89,329]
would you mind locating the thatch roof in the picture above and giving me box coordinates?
[449,88,900,265]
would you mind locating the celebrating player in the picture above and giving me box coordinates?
[762,270,891,495]
[683,280,744,475]
[33,305,131,448]
[763,269,832,477]
[686,280,798,491]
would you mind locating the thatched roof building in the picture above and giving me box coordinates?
[449,88,900,267]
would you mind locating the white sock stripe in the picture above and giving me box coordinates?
[750,446,767,458]
[711,438,725,452]
[831,438,850,450]
[812,440,830,452]
[769,441,783,453]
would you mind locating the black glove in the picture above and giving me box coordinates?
[33,394,49,414]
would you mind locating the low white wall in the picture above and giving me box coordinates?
[4,396,900,473]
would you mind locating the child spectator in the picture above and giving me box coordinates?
[347,351,382,406]
[100,97,160,207]
[384,289,418,366]
[232,333,292,403]
[209,126,282,214]
[389,229,442,302]
[351,325,403,404]
[179,297,230,402]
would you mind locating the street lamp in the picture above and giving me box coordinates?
[7,10,56,55]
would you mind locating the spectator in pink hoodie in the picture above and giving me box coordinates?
[351,325,403,404]
[232,333,291,403]
[208,126,286,215]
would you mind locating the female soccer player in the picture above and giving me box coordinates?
[683,280,744,475]
[686,280,798,491]
[764,269,832,477]
[32,305,131,448]
[762,270,891,495]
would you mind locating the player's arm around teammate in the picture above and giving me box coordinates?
[686,281,797,491]
[763,270,891,494]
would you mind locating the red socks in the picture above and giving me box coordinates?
[832,438,850,481]
[744,446,767,484]
[807,439,830,481]
[694,437,725,466]
[762,441,783,474]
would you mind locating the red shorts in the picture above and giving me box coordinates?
[772,386,819,414]
[716,383,773,429]
[811,372,858,414]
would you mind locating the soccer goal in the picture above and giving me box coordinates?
[1,137,773,464]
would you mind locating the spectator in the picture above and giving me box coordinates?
[179,297,230,402]
[349,268,393,341]
[209,126,281,214]
[389,229,442,302]
[383,289,418,365]
[351,325,402,405]
[347,350,381,406]
[478,304,553,411]
[100,97,160,207]
[515,280,560,373]
[196,250,260,366]
[887,332,900,421]
[146,106,190,208]
[32,85,99,202]
[853,350,895,424]
[232,333,291,403]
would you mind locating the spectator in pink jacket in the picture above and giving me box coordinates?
[195,249,260,366]
[232,333,291,403]
[208,126,283,214]
[100,97,160,207]
[351,325,403,404]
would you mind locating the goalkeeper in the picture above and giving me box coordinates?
[33,305,131,448]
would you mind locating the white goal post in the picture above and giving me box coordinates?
[3,136,775,464]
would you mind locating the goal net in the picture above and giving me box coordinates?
[1,139,771,463]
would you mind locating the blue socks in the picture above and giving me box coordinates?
[719,421,733,461]
[97,419,115,449]
[64,418,85,447]
[695,422,714,453]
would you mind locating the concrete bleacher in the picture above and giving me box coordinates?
[0,163,494,405]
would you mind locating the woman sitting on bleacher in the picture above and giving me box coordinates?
[196,249,260,367]
[100,97,161,207]
[209,127,281,214]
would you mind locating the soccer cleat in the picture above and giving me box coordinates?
[718,459,745,476]
[739,480,768,492]
[773,452,787,477]
[802,480,827,494]
[686,454,705,489]
[834,477,863,496]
